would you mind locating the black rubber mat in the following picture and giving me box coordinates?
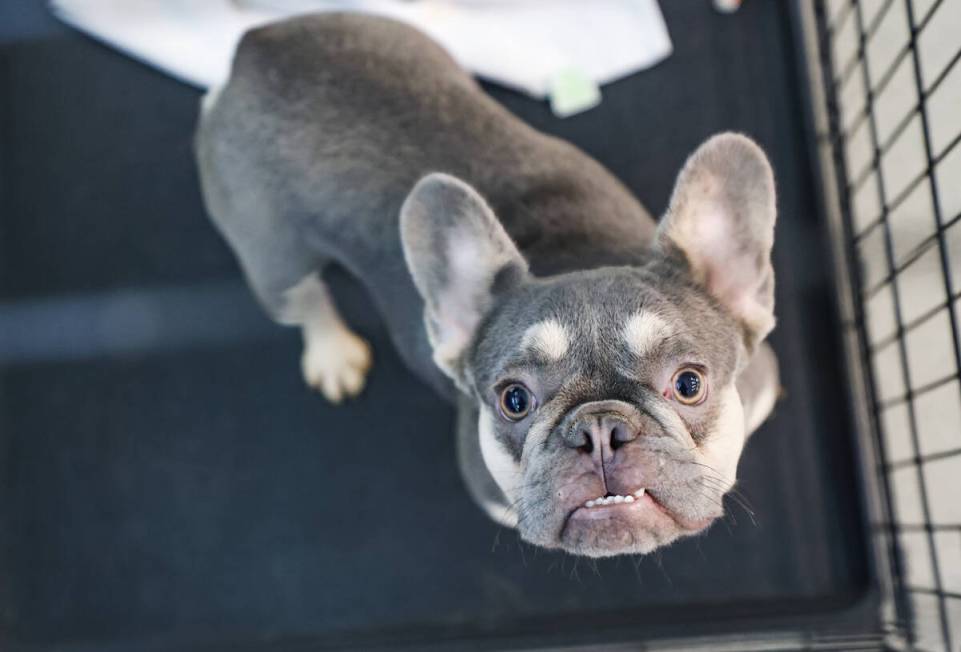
[0,2,877,650]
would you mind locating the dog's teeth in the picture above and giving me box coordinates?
[634,488,646,497]
[585,494,644,507]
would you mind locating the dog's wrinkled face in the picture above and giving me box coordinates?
[401,133,776,557]
[468,269,746,556]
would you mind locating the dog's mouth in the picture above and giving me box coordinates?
[565,486,676,527]
[558,485,715,554]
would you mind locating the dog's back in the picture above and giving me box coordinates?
[195,13,656,393]
[197,13,654,275]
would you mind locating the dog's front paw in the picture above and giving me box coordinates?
[301,325,373,403]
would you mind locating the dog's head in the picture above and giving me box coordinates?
[401,133,776,557]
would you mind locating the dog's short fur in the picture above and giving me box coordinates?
[195,13,780,557]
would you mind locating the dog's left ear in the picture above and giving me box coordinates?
[401,173,529,387]
[656,133,777,352]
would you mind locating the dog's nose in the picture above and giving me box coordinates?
[566,413,639,464]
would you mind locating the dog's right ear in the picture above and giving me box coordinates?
[400,173,529,387]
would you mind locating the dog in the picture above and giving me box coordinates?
[195,13,780,558]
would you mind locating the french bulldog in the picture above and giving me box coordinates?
[195,13,780,557]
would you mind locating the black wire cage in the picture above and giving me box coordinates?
[808,0,961,649]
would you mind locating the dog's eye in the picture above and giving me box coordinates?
[672,368,706,405]
[499,383,533,420]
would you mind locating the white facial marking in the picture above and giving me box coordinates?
[696,384,747,490]
[521,319,570,361]
[478,406,522,525]
[622,311,671,358]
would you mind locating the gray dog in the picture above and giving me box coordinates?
[195,13,780,558]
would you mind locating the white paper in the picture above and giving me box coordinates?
[50,0,672,100]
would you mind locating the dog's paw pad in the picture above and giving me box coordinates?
[301,326,373,403]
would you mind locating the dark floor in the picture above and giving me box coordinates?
[1,2,875,651]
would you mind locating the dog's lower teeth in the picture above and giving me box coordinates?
[582,492,653,508]
[584,494,641,508]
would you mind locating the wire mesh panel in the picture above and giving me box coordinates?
[811,0,961,650]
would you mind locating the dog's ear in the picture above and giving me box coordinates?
[401,173,529,385]
[656,133,777,352]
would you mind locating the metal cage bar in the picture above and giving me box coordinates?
[813,0,961,650]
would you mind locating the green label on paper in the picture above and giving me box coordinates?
[549,67,602,118]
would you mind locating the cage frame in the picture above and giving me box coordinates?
[803,0,961,650]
